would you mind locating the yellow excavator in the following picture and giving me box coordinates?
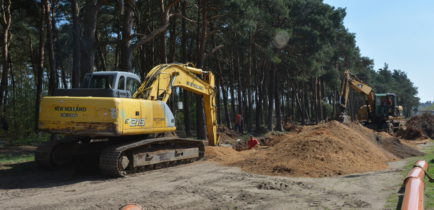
[36,63,219,177]
[339,70,404,133]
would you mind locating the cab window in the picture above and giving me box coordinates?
[89,75,114,89]
[118,76,125,90]
[127,77,140,93]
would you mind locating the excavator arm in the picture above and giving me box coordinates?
[339,70,376,119]
[133,63,219,146]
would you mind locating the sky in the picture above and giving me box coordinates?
[323,0,434,102]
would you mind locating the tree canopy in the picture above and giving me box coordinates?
[0,0,420,140]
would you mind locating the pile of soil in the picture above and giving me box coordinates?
[346,123,424,158]
[218,126,241,144]
[374,132,424,158]
[283,122,302,132]
[206,121,422,177]
[398,113,434,139]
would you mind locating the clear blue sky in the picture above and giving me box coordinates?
[324,0,434,102]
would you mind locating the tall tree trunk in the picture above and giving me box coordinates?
[216,56,231,129]
[294,82,305,124]
[314,78,319,123]
[195,0,208,139]
[0,0,12,118]
[235,54,243,116]
[221,82,231,128]
[275,71,282,131]
[255,63,265,131]
[80,0,100,80]
[96,33,107,71]
[180,1,191,137]
[168,7,177,63]
[229,59,236,124]
[267,68,275,130]
[71,0,80,87]
[35,1,46,131]
[246,36,253,132]
[10,57,17,134]
[61,66,67,88]
[119,0,134,71]
[159,0,167,63]
[44,0,57,95]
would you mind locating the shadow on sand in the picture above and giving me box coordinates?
[0,159,111,190]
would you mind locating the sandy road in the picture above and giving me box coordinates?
[0,160,406,210]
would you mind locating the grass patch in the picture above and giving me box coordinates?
[385,143,434,209]
[10,134,50,146]
[0,153,34,164]
[422,146,434,209]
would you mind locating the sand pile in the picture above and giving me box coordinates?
[206,121,422,177]
[375,131,424,158]
[398,113,434,139]
[218,126,241,144]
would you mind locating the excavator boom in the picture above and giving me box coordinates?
[134,63,218,146]
[340,70,375,112]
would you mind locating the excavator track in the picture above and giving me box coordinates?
[35,138,76,169]
[99,137,205,177]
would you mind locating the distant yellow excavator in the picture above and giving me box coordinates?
[339,70,404,133]
[36,63,219,177]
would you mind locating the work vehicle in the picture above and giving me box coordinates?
[339,70,404,133]
[36,63,219,177]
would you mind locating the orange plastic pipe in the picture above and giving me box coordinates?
[401,160,428,210]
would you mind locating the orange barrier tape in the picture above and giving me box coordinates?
[401,160,428,210]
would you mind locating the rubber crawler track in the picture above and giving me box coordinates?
[99,137,205,177]
[35,139,75,169]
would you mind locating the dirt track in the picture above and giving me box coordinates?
[0,160,406,210]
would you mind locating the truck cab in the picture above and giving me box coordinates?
[54,71,141,98]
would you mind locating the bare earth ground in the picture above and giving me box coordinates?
[0,159,406,210]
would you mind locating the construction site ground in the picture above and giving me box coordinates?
[0,120,431,210]
[0,158,407,210]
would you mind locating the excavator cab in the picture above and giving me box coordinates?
[55,71,141,98]
[375,93,398,118]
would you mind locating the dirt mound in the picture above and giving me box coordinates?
[205,146,255,164]
[398,113,434,139]
[218,126,241,144]
[206,121,422,177]
[374,132,424,158]
[283,122,302,132]
[347,124,424,158]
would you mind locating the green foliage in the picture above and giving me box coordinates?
[0,154,34,164]
[10,133,50,146]
[1,0,421,141]
[365,64,420,116]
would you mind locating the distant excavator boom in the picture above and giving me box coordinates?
[339,70,376,121]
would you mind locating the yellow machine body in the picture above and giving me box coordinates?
[38,63,218,146]
[36,64,218,176]
[39,96,176,136]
